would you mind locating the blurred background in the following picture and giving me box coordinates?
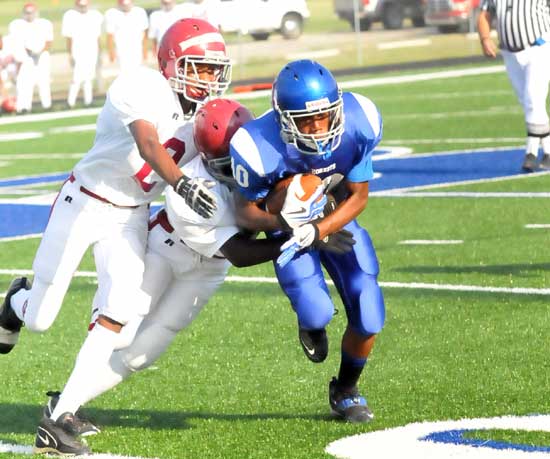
[0,0,489,111]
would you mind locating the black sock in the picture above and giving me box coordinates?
[337,350,367,390]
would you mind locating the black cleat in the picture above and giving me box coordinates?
[522,153,538,172]
[298,327,328,363]
[0,277,30,354]
[44,391,100,437]
[539,154,550,170]
[34,413,91,456]
[329,377,373,423]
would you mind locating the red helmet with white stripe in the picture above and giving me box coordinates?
[194,99,254,185]
[158,18,231,105]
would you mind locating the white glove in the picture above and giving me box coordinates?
[174,175,217,219]
[276,223,319,268]
[279,174,327,230]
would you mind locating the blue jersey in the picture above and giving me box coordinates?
[230,92,383,202]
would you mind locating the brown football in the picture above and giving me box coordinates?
[264,174,323,214]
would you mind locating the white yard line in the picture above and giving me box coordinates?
[0,132,42,141]
[0,270,546,296]
[525,224,550,229]
[0,234,42,242]
[286,48,341,60]
[0,107,100,126]
[371,170,550,195]
[0,440,158,459]
[0,153,84,160]
[399,240,463,245]
[383,137,525,145]
[377,38,432,50]
[375,191,550,198]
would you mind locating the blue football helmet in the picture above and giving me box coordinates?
[272,60,344,156]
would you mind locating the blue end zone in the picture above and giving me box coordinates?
[0,173,69,188]
[422,429,550,453]
[0,204,162,238]
[371,148,527,192]
[0,147,536,238]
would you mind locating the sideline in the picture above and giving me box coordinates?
[0,65,505,125]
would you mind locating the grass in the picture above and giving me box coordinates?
[0,64,549,458]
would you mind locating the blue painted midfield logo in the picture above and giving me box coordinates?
[0,147,537,238]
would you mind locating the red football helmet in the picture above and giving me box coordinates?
[1,96,16,114]
[194,99,254,185]
[158,18,231,105]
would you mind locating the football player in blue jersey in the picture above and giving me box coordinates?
[229,59,385,423]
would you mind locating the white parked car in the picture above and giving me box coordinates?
[205,0,310,40]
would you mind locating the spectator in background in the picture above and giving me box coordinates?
[9,2,53,113]
[62,0,103,108]
[148,0,186,57]
[105,0,148,72]
[188,0,218,28]
[478,0,550,172]
[0,34,25,106]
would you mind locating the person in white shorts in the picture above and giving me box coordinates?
[478,0,550,171]
[8,2,53,113]
[0,19,232,456]
[105,0,149,72]
[62,0,103,108]
[148,0,187,57]
[0,34,25,104]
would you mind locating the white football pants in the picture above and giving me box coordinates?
[15,52,51,112]
[108,215,230,373]
[501,42,550,135]
[13,178,149,332]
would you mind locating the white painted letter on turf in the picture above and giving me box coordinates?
[326,415,550,459]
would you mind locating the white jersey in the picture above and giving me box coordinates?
[73,66,192,206]
[8,18,53,55]
[104,6,148,68]
[0,34,26,68]
[148,6,186,43]
[165,155,239,259]
[62,8,103,59]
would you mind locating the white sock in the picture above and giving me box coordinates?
[51,324,122,420]
[10,288,30,321]
[83,81,93,106]
[526,136,540,156]
[67,82,79,107]
[541,135,550,155]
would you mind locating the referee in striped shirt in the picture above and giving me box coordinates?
[478,0,550,171]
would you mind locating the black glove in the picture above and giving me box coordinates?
[314,229,355,255]
[174,175,217,219]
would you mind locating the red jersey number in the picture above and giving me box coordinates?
[134,137,186,192]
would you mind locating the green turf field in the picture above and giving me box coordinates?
[0,66,549,459]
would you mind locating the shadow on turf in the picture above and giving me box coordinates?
[0,403,330,434]
[394,263,550,277]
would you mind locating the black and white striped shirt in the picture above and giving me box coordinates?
[481,0,550,51]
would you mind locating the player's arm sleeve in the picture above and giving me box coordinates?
[107,72,162,126]
[61,13,71,38]
[229,142,271,202]
[346,93,383,182]
[139,8,149,31]
[220,233,285,268]
[104,10,116,34]
[44,20,54,43]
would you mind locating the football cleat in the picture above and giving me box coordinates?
[539,154,550,170]
[298,327,328,363]
[34,413,91,456]
[43,391,100,437]
[329,377,374,423]
[0,277,30,354]
[522,153,538,172]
